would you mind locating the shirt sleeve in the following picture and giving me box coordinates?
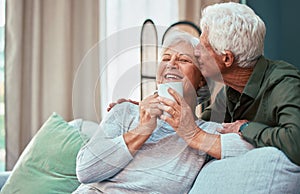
[76,102,138,184]
[242,76,300,165]
[198,121,254,158]
[221,133,254,158]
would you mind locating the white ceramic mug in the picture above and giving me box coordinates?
[157,82,183,101]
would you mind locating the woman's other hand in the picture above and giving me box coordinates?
[124,93,162,155]
[139,93,162,134]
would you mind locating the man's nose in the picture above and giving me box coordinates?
[194,49,200,57]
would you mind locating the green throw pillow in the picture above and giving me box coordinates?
[1,113,88,194]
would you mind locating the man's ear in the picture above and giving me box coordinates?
[222,50,234,68]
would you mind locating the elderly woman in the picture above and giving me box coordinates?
[72,31,232,193]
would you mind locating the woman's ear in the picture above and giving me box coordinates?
[222,50,234,68]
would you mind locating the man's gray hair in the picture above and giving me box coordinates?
[200,2,266,68]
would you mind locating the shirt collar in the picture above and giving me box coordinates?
[242,56,269,99]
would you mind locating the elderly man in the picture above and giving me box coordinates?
[181,2,300,193]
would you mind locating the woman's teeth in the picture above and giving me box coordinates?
[165,74,181,80]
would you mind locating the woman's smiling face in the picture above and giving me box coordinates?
[156,41,203,93]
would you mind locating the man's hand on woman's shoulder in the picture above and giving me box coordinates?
[107,98,139,112]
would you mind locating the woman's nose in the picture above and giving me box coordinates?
[166,57,178,69]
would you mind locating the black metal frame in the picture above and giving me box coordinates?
[161,21,201,44]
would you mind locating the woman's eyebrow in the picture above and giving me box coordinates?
[162,53,172,57]
[179,53,194,59]
[162,53,194,59]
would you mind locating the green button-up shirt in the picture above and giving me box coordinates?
[201,56,300,165]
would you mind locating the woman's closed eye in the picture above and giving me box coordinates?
[161,54,172,62]
[162,57,171,62]
[178,58,192,63]
[161,54,194,64]
[178,56,193,64]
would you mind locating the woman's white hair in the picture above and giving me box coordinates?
[161,30,199,57]
[200,2,266,68]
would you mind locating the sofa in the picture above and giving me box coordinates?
[0,113,300,194]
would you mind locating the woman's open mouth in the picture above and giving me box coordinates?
[164,73,183,81]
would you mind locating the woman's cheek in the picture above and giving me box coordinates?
[156,66,164,84]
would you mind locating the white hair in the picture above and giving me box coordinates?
[161,30,199,57]
[200,2,266,68]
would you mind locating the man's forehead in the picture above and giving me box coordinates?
[199,34,211,48]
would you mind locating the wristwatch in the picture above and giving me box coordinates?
[239,122,249,133]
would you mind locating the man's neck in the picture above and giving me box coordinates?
[223,66,254,93]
